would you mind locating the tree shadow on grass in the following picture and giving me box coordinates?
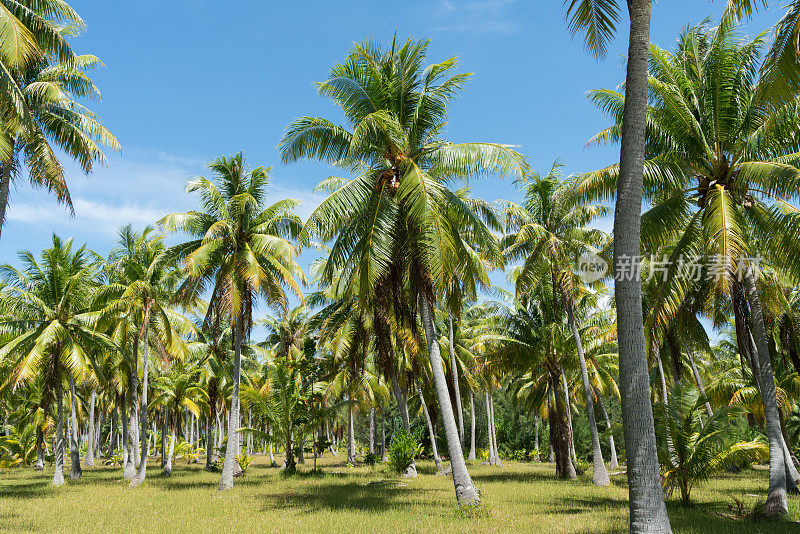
[257,481,443,514]
[471,470,564,485]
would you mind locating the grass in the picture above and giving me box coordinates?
[0,455,798,533]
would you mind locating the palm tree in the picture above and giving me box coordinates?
[159,152,305,491]
[565,1,670,529]
[280,36,528,506]
[99,225,191,487]
[0,8,119,238]
[655,384,767,505]
[503,161,611,486]
[583,21,800,514]
[0,235,116,486]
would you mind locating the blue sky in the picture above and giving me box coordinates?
[0,0,783,319]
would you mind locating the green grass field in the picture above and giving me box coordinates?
[1,455,798,533]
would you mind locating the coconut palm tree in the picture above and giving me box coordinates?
[583,20,800,514]
[502,161,611,486]
[280,36,528,506]
[98,225,193,486]
[159,152,305,490]
[0,235,116,486]
[0,10,119,238]
[564,0,670,527]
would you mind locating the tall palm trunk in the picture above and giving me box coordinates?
[85,391,96,467]
[744,270,788,515]
[417,382,443,472]
[205,415,215,471]
[219,318,243,490]
[550,371,575,479]
[106,405,117,458]
[566,302,610,486]
[0,149,14,240]
[468,391,476,461]
[381,412,387,462]
[533,415,540,462]
[485,390,495,464]
[268,425,275,465]
[390,368,416,477]
[125,368,139,480]
[419,294,480,505]
[164,414,176,476]
[53,372,65,487]
[131,325,151,487]
[653,344,669,403]
[614,1,671,531]
[448,313,465,447]
[561,371,577,465]
[34,426,45,470]
[347,402,356,465]
[488,390,502,466]
[369,407,375,455]
[68,375,82,480]
[595,391,618,469]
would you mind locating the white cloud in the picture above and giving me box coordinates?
[433,0,521,34]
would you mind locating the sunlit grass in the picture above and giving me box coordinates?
[1,455,798,532]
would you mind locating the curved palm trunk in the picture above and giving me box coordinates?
[468,391,476,461]
[347,403,356,465]
[53,375,65,487]
[131,327,151,487]
[595,391,618,469]
[448,313,465,447]
[653,344,669,404]
[390,368,416,477]
[744,270,789,515]
[417,383,443,472]
[686,349,713,418]
[68,375,82,480]
[219,319,243,490]
[613,1,672,531]
[86,391,96,467]
[419,295,480,505]
[566,303,610,486]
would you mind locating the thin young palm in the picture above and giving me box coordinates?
[159,152,305,491]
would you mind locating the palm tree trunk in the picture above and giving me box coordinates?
[205,415,215,471]
[164,417,176,476]
[0,151,13,240]
[561,371,577,466]
[284,424,295,471]
[744,270,789,515]
[417,382,443,472]
[390,368,416,477]
[419,294,480,505]
[687,349,713,418]
[489,391,502,466]
[369,407,375,455]
[550,371,575,479]
[96,408,105,459]
[86,391,96,467]
[653,344,669,403]
[219,318,243,490]
[53,372,65,487]
[347,402,356,465]
[613,1,672,530]
[533,414,540,462]
[34,425,45,470]
[448,313,465,447]
[68,375,82,480]
[469,391,476,461]
[485,390,495,464]
[131,326,151,486]
[381,412,387,462]
[566,303,609,486]
[595,391,618,469]
[106,405,117,459]
[268,425,275,465]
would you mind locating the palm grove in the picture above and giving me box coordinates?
[4,1,800,532]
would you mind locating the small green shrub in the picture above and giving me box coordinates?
[388,431,419,474]
[236,452,253,474]
[364,452,377,466]
[573,458,589,475]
